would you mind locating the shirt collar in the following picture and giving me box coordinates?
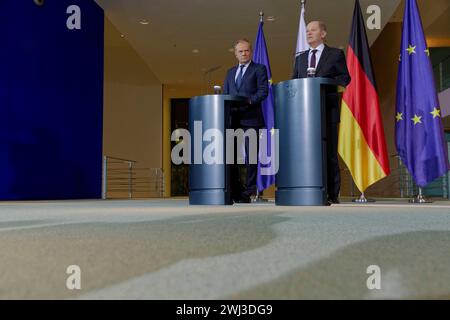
[238,61,252,68]
[309,43,325,53]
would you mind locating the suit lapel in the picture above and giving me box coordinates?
[240,62,254,88]
[301,51,309,77]
[231,66,239,91]
[315,45,330,75]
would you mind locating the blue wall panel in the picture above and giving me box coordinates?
[0,0,104,200]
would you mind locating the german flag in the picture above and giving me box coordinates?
[338,0,390,193]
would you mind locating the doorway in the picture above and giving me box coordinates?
[170,98,189,196]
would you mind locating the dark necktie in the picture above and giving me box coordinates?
[236,65,245,89]
[310,49,318,68]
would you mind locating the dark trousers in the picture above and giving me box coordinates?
[326,122,341,199]
[230,124,260,200]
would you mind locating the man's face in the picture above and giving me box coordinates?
[306,22,326,48]
[234,41,252,65]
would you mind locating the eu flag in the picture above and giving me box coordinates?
[253,19,276,192]
[395,0,449,187]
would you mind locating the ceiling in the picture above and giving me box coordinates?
[95,0,448,89]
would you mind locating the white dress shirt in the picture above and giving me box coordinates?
[308,43,325,69]
[235,61,251,82]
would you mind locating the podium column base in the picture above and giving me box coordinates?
[189,190,232,205]
[276,188,327,206]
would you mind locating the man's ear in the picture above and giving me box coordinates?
[321,31,327,40]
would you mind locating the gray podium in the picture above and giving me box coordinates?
[274,78,339,206]
[188,95,247,205]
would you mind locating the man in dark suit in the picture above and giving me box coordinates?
[292,21,351,204]
[223,39,268,203]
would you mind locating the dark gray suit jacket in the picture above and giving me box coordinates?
[292,45,351,123]
[224,61,268,127]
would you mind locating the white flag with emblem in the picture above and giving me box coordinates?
[295,3,308,56]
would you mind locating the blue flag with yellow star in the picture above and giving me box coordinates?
[396,0,449,187]
[253,19,276,192]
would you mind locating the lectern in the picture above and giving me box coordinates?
[274,78,339,206]
[188,95,247,205]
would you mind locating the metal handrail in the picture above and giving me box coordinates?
[104,156,137,163]
[102,156,164,199]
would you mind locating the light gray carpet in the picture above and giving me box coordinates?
[0,199,449,299]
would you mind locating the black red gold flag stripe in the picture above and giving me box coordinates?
[338,0,391,192]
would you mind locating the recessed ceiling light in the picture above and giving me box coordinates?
[192,49,200,54]
[139,19,149,25]
[120,34,125,38]
[266,16,276,22]
[228,48,234,53]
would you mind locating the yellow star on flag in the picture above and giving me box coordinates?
[425,48,430,56]
[411,114,422,125]
[268,79,273,85]
[396,112,403,122]
[430,108,441,118]
[406,44,416,55]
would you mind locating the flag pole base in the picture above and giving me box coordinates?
[409,194,432,204]
[352,193,376,203]
[409,188,432,204]
[253,191,269,203]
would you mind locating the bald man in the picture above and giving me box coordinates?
[292,21,351,205]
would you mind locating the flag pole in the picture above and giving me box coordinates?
[395,0,449,199]
[354,192,368,203]
[342,0,390,204]
[352,191,376,203]
[294,0,308,63]
[409,187,432,204]
[253,11,269,204]
[352,192,375,203]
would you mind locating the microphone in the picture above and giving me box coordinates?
[307,67,316,78]
[213,86,222,94]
